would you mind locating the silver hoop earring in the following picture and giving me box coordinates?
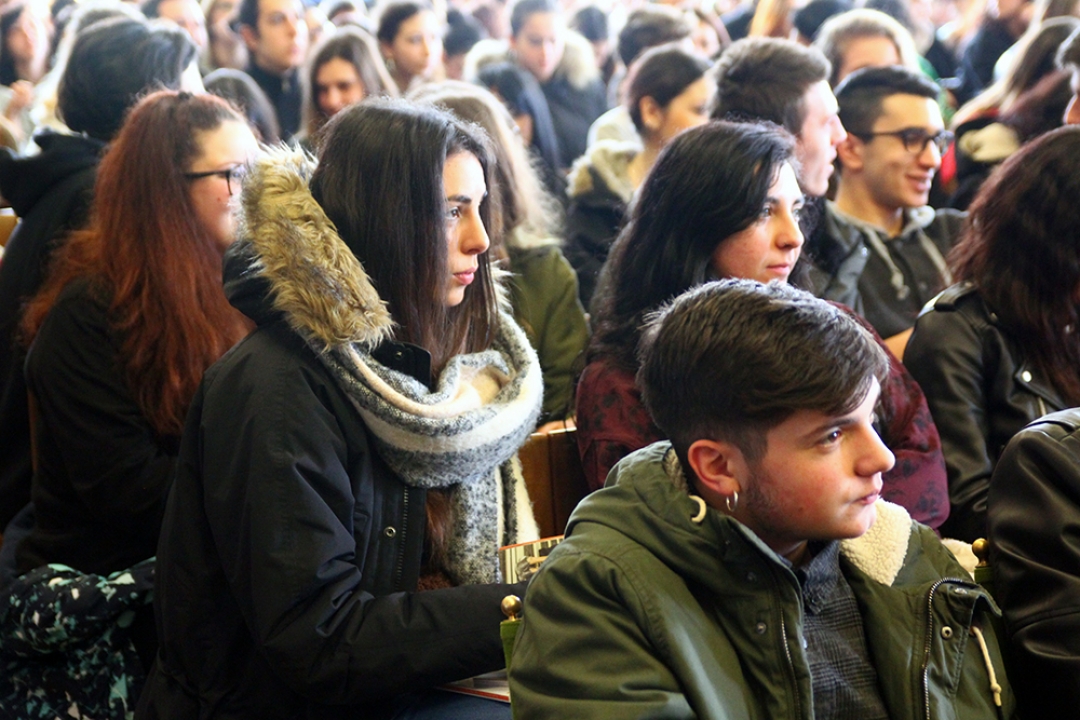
[725,491,739,513]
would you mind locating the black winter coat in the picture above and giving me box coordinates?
[141,192,527,720]
[905,283,1067,542]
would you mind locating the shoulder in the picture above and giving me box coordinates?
[923,208,966,243]
[919,281,987,318]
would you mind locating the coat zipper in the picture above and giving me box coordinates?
[779,611,803,717]
[393,487,409,589]
[921,577,974,720]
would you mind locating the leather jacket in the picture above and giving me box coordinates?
[988,409,1080,718]
[905,283,1066,542]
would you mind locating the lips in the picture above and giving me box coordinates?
[453,269,476,285]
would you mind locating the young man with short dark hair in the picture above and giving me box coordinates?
[712,37,845,199]
[830,65,963,346]
[509,280,1014,720]
[237,0,308,139]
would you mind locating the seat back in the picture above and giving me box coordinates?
[518,427,590,538]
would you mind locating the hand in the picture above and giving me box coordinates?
[4,81,33,119]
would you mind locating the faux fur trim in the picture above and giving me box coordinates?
[840,500,912,586]
[462,31,599,90]
[236,145,393,350]
[566,140,639,203]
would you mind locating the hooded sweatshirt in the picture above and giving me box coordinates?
[0,131,105,529]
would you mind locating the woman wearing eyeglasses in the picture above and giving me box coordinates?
[905,125,1080,543]
[9,91,256,595]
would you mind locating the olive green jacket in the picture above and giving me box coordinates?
[510,442,1015,720]
[506,244,588,423]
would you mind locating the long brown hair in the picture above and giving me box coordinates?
[951,125,1080,405]
[22,91,252,437]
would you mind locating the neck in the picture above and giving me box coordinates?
[834,177,905,237]
[626,141,660,191]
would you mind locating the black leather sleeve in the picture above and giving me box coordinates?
[988,411,1080,716]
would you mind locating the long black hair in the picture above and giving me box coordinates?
[589,121,796,370]
[310,99,500,374]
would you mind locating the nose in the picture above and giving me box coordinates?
[830,115,847,146]
[775,208,804,250]
[285,18,297,38]
[326,88,342,114]
[461,214,490,256]
[855,424,896,478]
[917,138,942,168]
[1066,93,1080,125]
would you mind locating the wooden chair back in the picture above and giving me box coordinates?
[518,427,590,538]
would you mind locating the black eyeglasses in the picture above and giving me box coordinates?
[852,128,954,155]
[183,165,248,196]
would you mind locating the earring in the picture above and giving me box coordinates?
[725,490,739,513]
[386,57,396,74]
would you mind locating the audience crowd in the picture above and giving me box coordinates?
[2,0,1080,715]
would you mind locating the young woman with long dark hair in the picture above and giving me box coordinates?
[301,25,396,139]
[413,81,588,425]
[142,99,542,719]
[906,124,1080,542]
[576,121,949,531]
[377,0,442,93]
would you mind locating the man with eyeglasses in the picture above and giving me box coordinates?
[826,65,964,352]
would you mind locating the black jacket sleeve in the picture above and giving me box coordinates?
[988,411,1080,717]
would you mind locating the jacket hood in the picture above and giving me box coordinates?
[0,132,105,216]
[566,140,638,204]
[228,145,393,351]
[464,30,600,91]
[568,442,917,592]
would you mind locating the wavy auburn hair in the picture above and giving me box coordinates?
[951,125,1080,406]
[22,90,252,437]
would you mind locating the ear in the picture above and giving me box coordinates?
[239,24,259,52]
[379,40,393,60]
[638,95,664,135]
[836,132,865,172]
[686,438,745,507]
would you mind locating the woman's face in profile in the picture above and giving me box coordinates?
[442,152,491,306]
[187,119,259,250]
[710,162,805,284]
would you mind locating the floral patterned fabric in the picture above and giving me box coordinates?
[0,560,154,719]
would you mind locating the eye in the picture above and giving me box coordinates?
[820,428,843,446]
[447,206,462,220]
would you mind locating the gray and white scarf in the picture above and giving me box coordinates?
[319,319,543,585]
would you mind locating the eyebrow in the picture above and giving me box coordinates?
[446,195,473,204]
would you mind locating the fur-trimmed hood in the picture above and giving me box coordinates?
[227,146,394,351]
[464,30,600,91]
[566,139,639,204]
